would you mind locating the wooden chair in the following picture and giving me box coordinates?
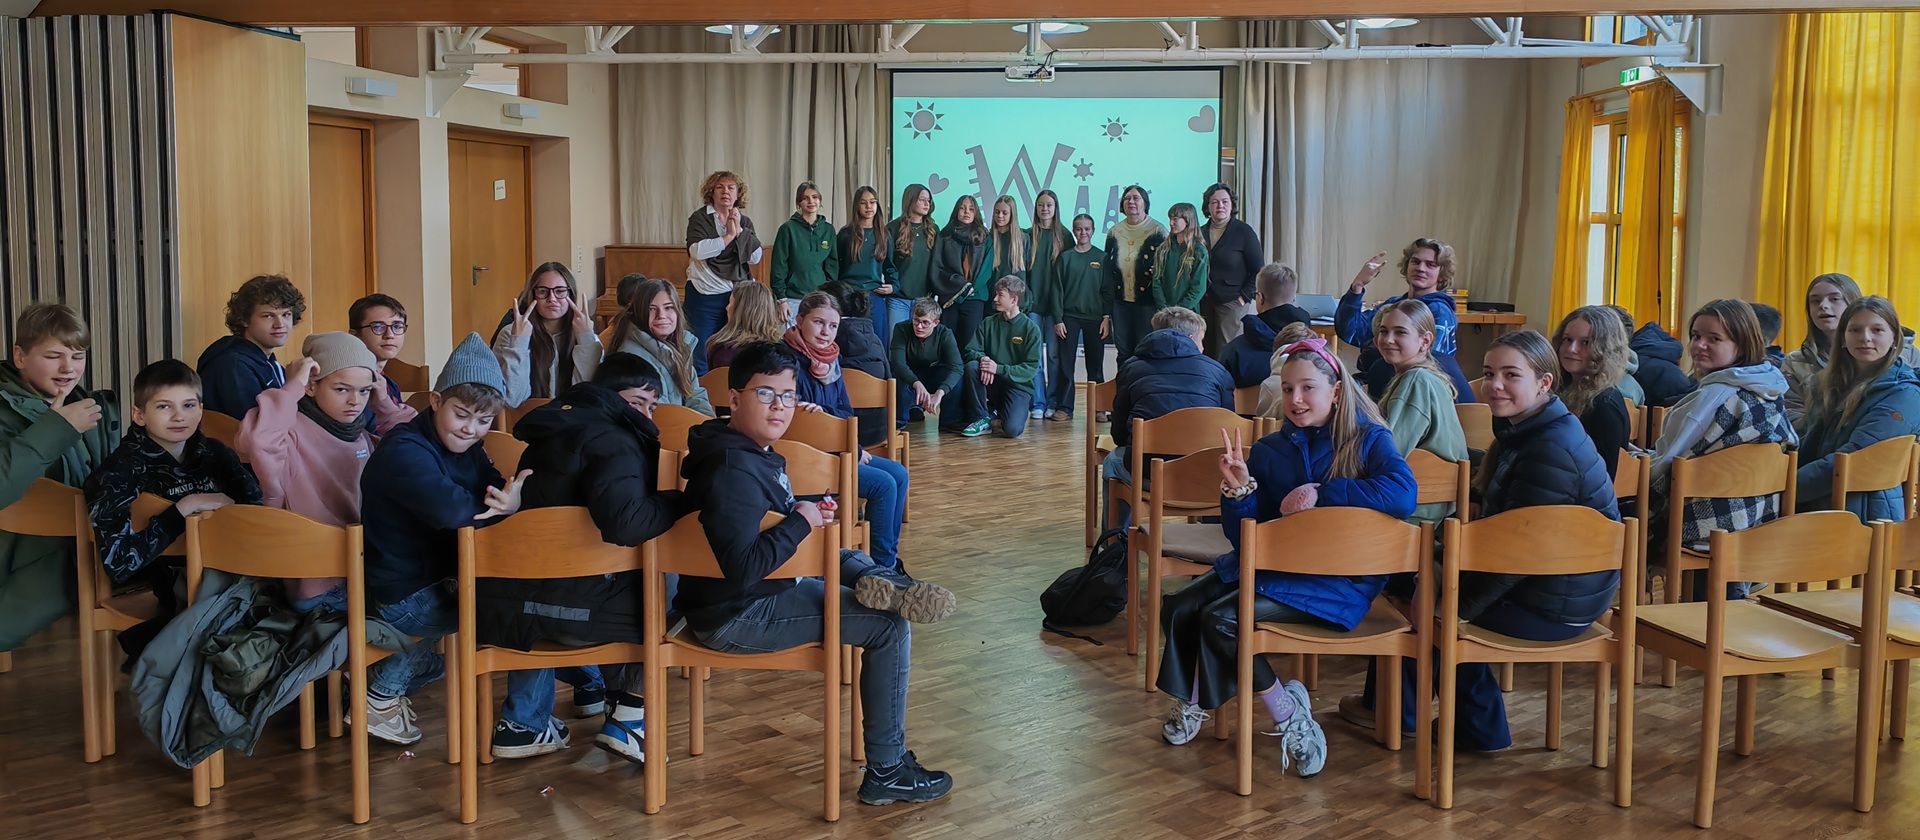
[844,368,911,521]
[1134,449,1232,690]
[1757,516,1915,810]
[1455,403,1494,453]
[0,480,111,760]
[1409,449,1472,525]
[1615,452,1653,684]
[787,410,862,459]
[1829,435,1918,524]
[1234,508,1433,797]
[1232,385,1260,416]
[1647,405,1668,445]
[1083,380,1118,547]
[699,366,729,407]
[1634,511,1879,827]
[1467,376,1487,402]
[77,492,182,762]
[481,431,527,475]
[1115,407,1255,561]
[182,504,438,824]
[496,397,550,434]
[642,513,846,819]
[1626,398,1646,447]
[1656,443,1798,684]
[384,359,431,394]
[455,507,646,824]
[1434,507,1637,809]
[652,403,711,453]
[200,410,242,453]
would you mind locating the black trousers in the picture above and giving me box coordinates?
[1154,570,1331,710]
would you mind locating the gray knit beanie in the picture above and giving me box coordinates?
[435,332,508,396]
[301,331,379,380]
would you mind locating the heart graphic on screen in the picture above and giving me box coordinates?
[927,173,950,194]
[1188,105,1217,133]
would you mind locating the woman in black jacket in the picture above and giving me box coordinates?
[1429,330,1620,751]
[931,196,989,427]
[1199,183,1267,356]
[824,281,891,449]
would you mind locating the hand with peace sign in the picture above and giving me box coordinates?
[1218,427,1252,489]
[509,297,532,338]
[1349,251,1389,295]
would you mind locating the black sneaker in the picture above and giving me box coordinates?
[491,716,570,759]
[858,751,954,805]
[572,686,607,717]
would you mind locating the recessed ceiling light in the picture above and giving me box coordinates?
[1346,18,1420,30]
[1011,22,1090,35]
[704,24,779,37]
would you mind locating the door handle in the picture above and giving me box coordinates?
[471,265,489,285]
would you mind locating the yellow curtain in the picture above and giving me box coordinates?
[1757,12,1920,351]
[1616,80,1677,330]
[1549,97,1598,324]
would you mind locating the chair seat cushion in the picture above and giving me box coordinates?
[1458,620,1611,653]
[1158,523,1231,564]
[1637,601,1853,661]
[1759,589,1920,646]
[1258,597,1410,644]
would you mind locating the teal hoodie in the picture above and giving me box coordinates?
[770,213,839,300]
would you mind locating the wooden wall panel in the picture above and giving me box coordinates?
[308,117,376,332]
[170,16,312,359]
[597,243,771,321]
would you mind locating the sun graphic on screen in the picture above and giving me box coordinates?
[903,102,944,139]
[1100,118,1129,142]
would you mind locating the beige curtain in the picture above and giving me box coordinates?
[616,26,883,245]
[1240,20,1530,302]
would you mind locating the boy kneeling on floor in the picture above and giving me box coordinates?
[678,341,958,805]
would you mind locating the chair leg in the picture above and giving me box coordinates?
[1304,654,1319,692]
[824,662,841,822]
[850,650,865,763]
[1124,531,1139,657]
[477,674,494,766]
[1661,579,1680,688]
[299,683,317,750]
[327,671,344,739]
[445,636,462,765]
[1415,646,1433,802]
[1144,560,1165,691]
[462,664,482,824]
[1384,653,1403,752]
[352,658,372,824]
[841,645,853,686]
[1592,661,1610,769]
[1499,661,1514,692]
[1694,674,1725,828]
[1546,662,1563,751]
[79,629,102,764]
[1734,674,1757,757]
[1237,691,1255,795]
[98,632,119,757]
[691,666,707,756]
[1616,651,1635,808]
[1856,651,1886,812]
[1893,660,1910,741]
[1437,647,1459,809]
[643,662,667,814]
[211,750,226,789]
[192,754,213,807]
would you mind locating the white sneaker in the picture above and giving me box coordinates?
[1028,408,1045,420]
[1162,700,1209,745]
[365,695,423,746]
[1264,680,1326,777]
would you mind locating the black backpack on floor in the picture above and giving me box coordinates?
[1040,528,1130,642]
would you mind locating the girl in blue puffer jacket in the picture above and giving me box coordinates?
[1154,337,1416,779]
[1795,296,1920,523]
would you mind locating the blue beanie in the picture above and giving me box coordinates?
[435,332,508,396]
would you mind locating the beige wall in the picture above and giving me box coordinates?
[301,25,617,372]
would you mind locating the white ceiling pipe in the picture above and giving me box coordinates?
[441,41,1691,65]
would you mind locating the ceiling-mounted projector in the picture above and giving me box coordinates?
[1005,63,1055,82]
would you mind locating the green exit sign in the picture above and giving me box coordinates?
[1621,66,1658,85]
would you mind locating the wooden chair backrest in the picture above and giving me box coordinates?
[1148,448,1227,511]
[1468,377,1488,402]
[459,506,641,579]
[1455,403,1494,452]
[0,478,85,537]
[1241,508,1427,577]
[1880,515,1920,574]
[200,411,242,452]
[843,369,894,412]
[658,449,683,492]
[482,432,527,476]
[653,403,710,453]
[1671,442,1796,501]
[786,411,860,455]
[1833,435,1917,500]
[1408,449,1470,517]
[1707,510,1871,588]
[405,391,433,413]
[1448,506,1628,577]
[384,359,431,393]
[497,398,551,434]
[646,512,837,580]
[700,367,730,403]
[1233,385,1260,416]
[1134,407,1255,459]
[186,505,357,581]
[1626,398,1645,446]
[1084,379,1117,416]
[1647,405,1667,444]
[773,440,855,504]
[132,492,181,555]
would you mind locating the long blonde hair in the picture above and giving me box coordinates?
[614,278,696,398]
[1375,298,1457,400]
[1809,296,1904,430]
[845,185,885,261]
[892,183,937,258]
[1276,338,1384,480]
[708,280,785,350]
[1550,305,1630,416]
[991,195,1027,274]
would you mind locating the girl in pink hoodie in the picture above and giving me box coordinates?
[239,331,417,604]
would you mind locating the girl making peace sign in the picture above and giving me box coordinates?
[1153,338,1417,779]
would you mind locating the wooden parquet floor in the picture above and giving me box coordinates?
[1,405,1914,839]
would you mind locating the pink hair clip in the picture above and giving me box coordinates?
[1277,338,1342,374]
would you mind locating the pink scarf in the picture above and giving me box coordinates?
[783,327,840,381]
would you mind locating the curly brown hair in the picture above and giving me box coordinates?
[1397,238,1457,293]
[699,170,748,209]
[224,274,306,335]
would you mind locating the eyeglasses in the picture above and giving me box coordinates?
[738,386,799,407]
[532,286,573,300]
[356,321,407,337]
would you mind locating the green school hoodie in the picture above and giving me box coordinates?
[1151,237,1210,312]
[1025,227,1069,316]
[1045,246,1113,323]
[886,218,938,300]
[771,213,839,301]
[964,310,1045,392]
[889,321,963,394]
[0,363,121,650]
[1378,365,1469,524]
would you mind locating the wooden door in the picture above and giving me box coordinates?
[448,135,531,342]
[309,114,376,331]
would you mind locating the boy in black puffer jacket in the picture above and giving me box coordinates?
[823,281,891,448]
[475,352,685,764]
[1103,307,1236,528]
[1627,319,1698,408]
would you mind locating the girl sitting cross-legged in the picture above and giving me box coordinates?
[1155,337,1416,778]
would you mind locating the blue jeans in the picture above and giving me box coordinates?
[1398,602,1592,751]
[872,294,911,357]
[1027,312,1053,413]
[858,455,909,569]
[501,667,605,730]
[896,367,954,426]
[370,583,459,699]
[1111,300,1155,367]
[695,553,912,767]
[963,360,1033,437]
[1101,446,1132,530]
[684,285,731,376]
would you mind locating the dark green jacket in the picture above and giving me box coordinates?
[770,213,839,301]
[1026,228,1070,317]
[964,311,1044,391]
[1043,247,1113,322]
[1151,237,1210,312]
[836,224,898,293]
[889,322,963,394]
[0,363,121,650]
[885,218,939,300]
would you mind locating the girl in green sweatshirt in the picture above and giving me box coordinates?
[886,183,939,302]
[1044,214,1114,416]
[1028,191,1071,420]
[1151,203,1210,312]
[771,181,839,316]
[1372,298,1468,525]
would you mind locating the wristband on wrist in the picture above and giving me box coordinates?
[1222,478,1258,500]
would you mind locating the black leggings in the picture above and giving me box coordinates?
[1154,571,1334,710]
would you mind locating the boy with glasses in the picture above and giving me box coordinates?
[678,341,956,805]
[350,294,412,423]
